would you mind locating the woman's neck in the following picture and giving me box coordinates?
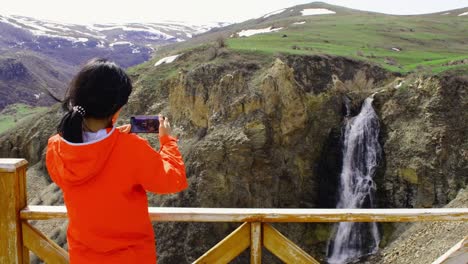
[83,117,112,132]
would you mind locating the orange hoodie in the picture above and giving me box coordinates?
[46,127,188,264]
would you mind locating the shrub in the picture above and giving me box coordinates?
[216,36,226,48]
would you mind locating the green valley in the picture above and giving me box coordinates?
[0,103,47,134]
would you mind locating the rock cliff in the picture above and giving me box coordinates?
[0,47,466,262]
[374,74,468,208]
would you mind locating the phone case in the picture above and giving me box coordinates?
[130,116,160,133]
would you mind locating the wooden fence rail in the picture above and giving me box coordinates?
[2,159,468,264]
[20,205,468,222]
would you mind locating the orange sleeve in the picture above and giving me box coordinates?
[45,136,64,188]
[134,135,188,194]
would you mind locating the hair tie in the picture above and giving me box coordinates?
[72,105,86,117]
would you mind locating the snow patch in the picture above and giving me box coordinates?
[1,15,98,42]
[263,9,286,18]
[441,12,451,15]
[37,33,87,42]
[238,27,283,37]
[301,8,336,16]
[76,38,88,42]
[458,11,468,16]
[87,24,174,40]
[0,16,23,29]
[43,23,72,31]
[293,21,306,25]
[109,41,133,47]
[9,16,59,36]
[154,54,182,66]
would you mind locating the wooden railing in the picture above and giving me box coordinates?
[1,159,468,264]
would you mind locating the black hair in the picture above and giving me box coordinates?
[57,58,133,143]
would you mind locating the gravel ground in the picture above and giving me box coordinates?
[369,189,468,264]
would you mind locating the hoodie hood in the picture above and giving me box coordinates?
[46,127,119,186]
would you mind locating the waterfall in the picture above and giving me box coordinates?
[327,97,382,264]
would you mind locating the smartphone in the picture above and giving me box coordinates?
[130,116,160,133]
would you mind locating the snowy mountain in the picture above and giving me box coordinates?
[0,14,228,67]
[0,14,228,110]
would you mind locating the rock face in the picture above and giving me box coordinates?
[0,48,466,263]
[0,58,30,80]
[374,75,468,208]
[131,52,393,262]
[0,55,75,110]
[0,103,62,168]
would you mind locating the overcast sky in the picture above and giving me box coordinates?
[1,0,467,24]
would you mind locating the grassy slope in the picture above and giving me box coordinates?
[155,3,468,75]
[0,103,47,134]
[226,9,468,74]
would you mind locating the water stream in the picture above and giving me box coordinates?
[327,97,382,264]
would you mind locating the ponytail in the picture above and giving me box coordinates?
[57,58,132,143]
[57,106,85,143]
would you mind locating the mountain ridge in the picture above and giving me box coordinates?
[0,14,227,112]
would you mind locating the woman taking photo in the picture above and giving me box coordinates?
[46,58,187,263]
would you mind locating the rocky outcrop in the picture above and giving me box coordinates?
[0,58,31,80]
[118,52,402,263]
[283,55,393,94]
[374,75,468,208]
[0,54,74,110]
[141,54,357,263]
[0,104,62,167]
[1,47,466,263]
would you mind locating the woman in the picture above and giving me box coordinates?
[46,58,187,263]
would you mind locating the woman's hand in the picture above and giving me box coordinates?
[159,114,171,137]
[117,124,131,133]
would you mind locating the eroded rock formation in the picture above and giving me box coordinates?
[1,48,466,262]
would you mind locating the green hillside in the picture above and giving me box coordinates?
[0,104,47,134]
[158,2,468,74]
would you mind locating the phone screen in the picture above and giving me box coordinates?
[130,116,160,133]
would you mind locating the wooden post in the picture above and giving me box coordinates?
[0,159,29,264]
[22,222,69,263]
[263,223,320,264]
[250,222,262,264]
[194,223,251,263]
[432,236,468,264]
